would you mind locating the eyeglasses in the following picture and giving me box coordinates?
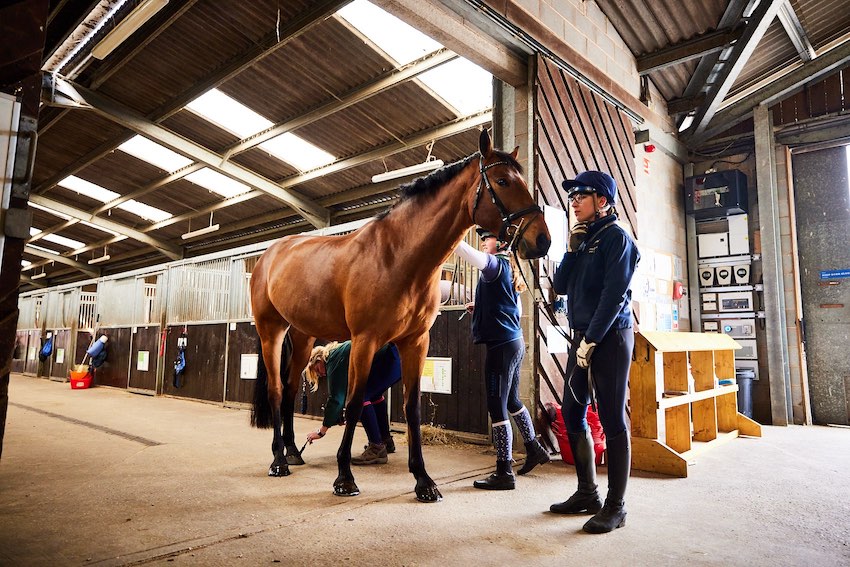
[568,193,594,204]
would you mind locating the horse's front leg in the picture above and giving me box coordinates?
[284,331,315,466]
[398,334,442,503]
[333,340,375,497]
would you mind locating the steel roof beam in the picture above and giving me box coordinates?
[686,0,785,139]
[223,48,458,160]
[637,26,746,75]
[777,0,816,62]
[694,40,850,143]
[59,79,331,228]
[29,194,183,260]
[24,245,100,278]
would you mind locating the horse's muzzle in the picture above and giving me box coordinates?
[517,232,551,259]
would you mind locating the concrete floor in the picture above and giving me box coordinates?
[1,375,848,567]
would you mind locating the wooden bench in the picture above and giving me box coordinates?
[630,331,761,477]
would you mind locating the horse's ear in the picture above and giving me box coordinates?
[511,146,519,159]
[479,129,492,156]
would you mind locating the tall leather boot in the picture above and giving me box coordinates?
[517,437,551,475]
[583,430,630,533]
[473,460,515,490]
[550,429,603,514]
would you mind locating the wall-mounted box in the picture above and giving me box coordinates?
[685,170,748,219]
[728,214,750,255]
[735,339,758,359]
[721,318,757,338]
[702,292,718,313]
[703,321,719,332]
[715,265,733,285]
[733,264,751,284]
[699,267,715,287]
[698,233,729,258]
[718,291,754,312]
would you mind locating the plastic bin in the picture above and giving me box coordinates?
[736,369,755,418]
[69,370,93,389]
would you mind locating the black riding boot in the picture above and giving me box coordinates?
[473,460,515,490]
[583,430,630,533]
[517,437,551,475]
[550,429,603,514]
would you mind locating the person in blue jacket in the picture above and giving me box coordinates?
[551,171,640,534]
[454,229,550,491]
[304,341,399,465]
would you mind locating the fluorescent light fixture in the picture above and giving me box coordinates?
[29,201,72,220]
[21,260,32,268]
[678,114,695,132]
[185,168,251,198]
[88,254,111,265]
[118,135,192,172]
[181,224,220,240]
[31,272,47,280]
[58,176,172,222]
[28,244,60,255]
[91,0,169,60]
[337,0,441,65]
[372,159,444,183]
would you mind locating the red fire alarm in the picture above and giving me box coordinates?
[644,144,656,153]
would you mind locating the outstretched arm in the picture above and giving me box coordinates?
[454,240,501,281]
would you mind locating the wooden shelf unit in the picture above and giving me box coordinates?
[630,331,762,477]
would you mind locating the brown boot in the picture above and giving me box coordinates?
[351,442,388,465]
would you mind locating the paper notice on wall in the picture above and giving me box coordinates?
[672,304,680,330]
[544,205,567,262]
[240,354,259,379]
[421,357,452,394]
[655,253,674,281]
[28,347,36,361]
[656,303,673,331]
[55,348,65,364]
[137,350,150,372]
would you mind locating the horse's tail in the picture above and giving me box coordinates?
[250,336,292,429]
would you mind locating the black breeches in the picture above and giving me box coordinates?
[484,338,525,422]
[563,327,634,437]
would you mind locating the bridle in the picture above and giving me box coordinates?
[471,153,542,247]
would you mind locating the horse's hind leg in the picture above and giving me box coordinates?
[398,333,442,502]
[283,328,315,465]
[255,310,291,477]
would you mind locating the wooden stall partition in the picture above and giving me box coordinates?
[225,322,260,406]
[12,331,28,373]
[93,327,132,388]
[23,330,40,375]
[161,324,227,403]
[630,331,762,478]
[129,325,160,393]
[48,329,72,382]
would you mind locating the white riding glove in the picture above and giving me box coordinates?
[576,338,597,369]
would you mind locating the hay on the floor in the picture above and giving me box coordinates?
[420,424,462,446]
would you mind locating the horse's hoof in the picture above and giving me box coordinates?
[286,453,305,465]
[268,464,291,477]
[415,484,443,503]
[333,479,360,497]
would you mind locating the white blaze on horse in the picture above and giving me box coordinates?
[250,130,551,502]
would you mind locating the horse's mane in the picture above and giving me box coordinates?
[375,149,523,219]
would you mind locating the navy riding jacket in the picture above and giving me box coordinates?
[553,215,640,344]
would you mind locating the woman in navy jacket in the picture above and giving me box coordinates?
[552,171,639,534]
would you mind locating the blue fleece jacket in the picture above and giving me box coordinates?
[552,215,639,343]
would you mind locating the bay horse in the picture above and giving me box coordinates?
[250,130,550,502]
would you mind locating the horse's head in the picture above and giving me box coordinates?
[469,130,551,259]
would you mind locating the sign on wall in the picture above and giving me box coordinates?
[421,357,451,394]
[240,354,259,379]
[137,351,150,371]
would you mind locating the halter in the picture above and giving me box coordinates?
[472,153,542,247]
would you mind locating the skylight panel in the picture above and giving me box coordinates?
[118,135,193,172]
[186,89,272,138]
[417,58,492,115]
[185,168,251,198]
[29,227,85,249]
[260,134,336,171]
[337,0,440,65]
[58,176,172,223]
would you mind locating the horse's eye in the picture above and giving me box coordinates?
[496,178,508,186]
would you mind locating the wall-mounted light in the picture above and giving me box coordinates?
[91,0,169,60]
